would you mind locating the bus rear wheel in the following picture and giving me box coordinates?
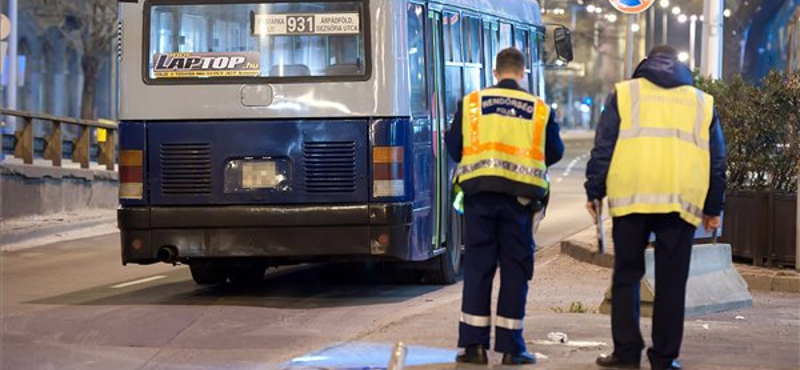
[228,263,267,286]
[189,260,228,285]
[425,209,463,285]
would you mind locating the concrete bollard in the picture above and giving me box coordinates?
[600,243,753,317]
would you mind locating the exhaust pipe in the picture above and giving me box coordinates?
[157,246,179,263]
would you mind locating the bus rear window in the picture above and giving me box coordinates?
[146,1,368,83]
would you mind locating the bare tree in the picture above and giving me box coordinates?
[22,0,117,119]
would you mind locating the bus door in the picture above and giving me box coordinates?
[427,9,448,250]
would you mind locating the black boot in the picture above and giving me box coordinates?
[595,354,641,369]
[501,351,537,365]
[651,359,682,370]
[456,345,489,365]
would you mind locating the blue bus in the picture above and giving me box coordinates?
[116,0,572,285]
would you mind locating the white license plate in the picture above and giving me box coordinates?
[242,161,278,188]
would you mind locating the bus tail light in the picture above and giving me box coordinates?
[119,150,144,199]
[372,146,404,198]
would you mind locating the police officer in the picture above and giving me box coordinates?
[585,45,727,370]
[446,47,564,365]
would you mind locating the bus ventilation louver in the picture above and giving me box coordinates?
[303,141,357,194]
[159,143,212,195]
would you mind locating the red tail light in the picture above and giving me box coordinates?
[119,150,143,199]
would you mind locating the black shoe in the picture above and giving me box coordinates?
[651,359,682,370]
[501,351,537,365]
[456,345,489,365]
[595,354,641,369]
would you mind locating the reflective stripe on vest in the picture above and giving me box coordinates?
[454,88,549,190]
[607,78,714,226]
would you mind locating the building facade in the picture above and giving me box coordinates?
[2,0,116,125]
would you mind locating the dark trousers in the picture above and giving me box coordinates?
[611,213,695,368]
[458,193,534,354]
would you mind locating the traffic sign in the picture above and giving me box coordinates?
[608,0,655,14]
[1,14,10,40]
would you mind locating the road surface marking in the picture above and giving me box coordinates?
[111,275,167,289]
[531,339,607,348]
[538,256,558,268]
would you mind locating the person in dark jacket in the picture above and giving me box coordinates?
[445,48,564,366]
[585,45,727,370]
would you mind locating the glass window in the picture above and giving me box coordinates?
[407,3,428,116]
[147,1,367,82]
[444,67,463,122]
[483,22,498,87]
[514,27,531,72]
[443,11,462,63]
[533,30,546,96]
[463,68,482,96]
[499,22,513,50]
[464,16,481,64]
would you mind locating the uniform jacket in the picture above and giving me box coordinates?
[445,79,565,199]
[584,53,727,216]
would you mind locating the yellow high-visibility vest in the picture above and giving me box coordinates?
[607,78,715,226]
[454,88,550,196]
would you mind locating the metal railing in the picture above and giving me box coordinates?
[1,109,117,171]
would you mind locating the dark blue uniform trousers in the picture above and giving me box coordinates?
[611,213,696,369]
[458,192,534,354]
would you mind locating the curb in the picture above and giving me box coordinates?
[560,239,614,269]
[560,239,800,294]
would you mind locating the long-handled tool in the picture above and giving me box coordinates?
[593,199,606,254]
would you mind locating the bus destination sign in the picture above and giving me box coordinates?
[253,13,360,36]
[152,52,261,78]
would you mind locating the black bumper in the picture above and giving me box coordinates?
[118,203,412,265]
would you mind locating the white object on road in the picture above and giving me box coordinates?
[547,332,569,343]
[735,315,745,320]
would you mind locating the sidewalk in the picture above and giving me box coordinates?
[287,244,800,370]
[0,209,117,252]
[560,221,800,293]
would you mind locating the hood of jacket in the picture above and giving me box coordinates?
[632,53,694,88]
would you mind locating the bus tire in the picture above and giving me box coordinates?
[228,263,267,286]
[426,209,463,285]
[189,260,228,285]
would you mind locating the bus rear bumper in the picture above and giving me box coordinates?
[118,203,412,265]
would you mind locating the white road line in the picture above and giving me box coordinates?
[537,256,558,268]
[110,275,167,289]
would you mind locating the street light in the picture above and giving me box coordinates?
[689,15,699,68]
[723,8,732,18]
[659,0,670,8]
[607,14,618,23]
[587,4,596,13]
[678,52,689,62]
[631,23,641,33]
[672,6,681,15]
[678,14,688,23]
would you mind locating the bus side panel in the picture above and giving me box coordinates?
[146,120,369,206]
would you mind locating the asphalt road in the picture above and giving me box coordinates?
[11,137,795,370]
